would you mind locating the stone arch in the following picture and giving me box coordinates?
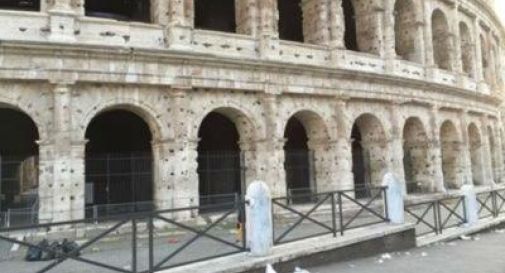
[403,117,430,194]
[80,100,165,142]
[440,120,462,189]
[194,105,259,205]
[351,113,388,197]
[468,123,484,186]
[0,104,40,212]
[283,110,331,197]
[459,22,474,77]
[193,106,258,143]
[0,97,47,141]
[84,109,154,212]
[394,0,420,62]
[431,9,453,71]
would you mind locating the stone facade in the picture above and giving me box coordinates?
[0,0,503,223]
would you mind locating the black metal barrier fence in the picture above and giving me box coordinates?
[272,187,390,245]
[405,189,505,237]
[0,201,247,273]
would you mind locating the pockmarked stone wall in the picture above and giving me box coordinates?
[0,0,502,222]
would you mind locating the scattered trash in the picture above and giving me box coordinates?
[293,267,310,273]
[404,251,411,256]
[473,236,481,241]
[381,253,392,260]
[377,259,384,264]
[25,239,80,262]
[495,229,505,234]
[348,264,356,268]
[459,235,471,241]
[266,264,277,273]
[447,242,457,246]
[421,252,428,257]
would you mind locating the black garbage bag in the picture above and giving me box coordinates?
[41,241,60,261]
[61,239,80,257]
[25,239,48,262]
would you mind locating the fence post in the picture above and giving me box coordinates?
[245,180,273,257]
[461,185,478,226]
[381,172,404,224]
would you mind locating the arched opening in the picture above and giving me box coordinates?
[85,0,150,22]
[488,126,498,182]
[197,112,243,207]
[278,0,304,42]
[194,0,236,33]
[431,9,452,71]
[440,121,461,190]
[284,116,313,202]
[351,114,387,198]
[342,0,358,51]
[459,22,474,77]
[468,123,484,186]
[394,0,418,62]
[403,117,430,194]
[0,108,39,216]
[0,0,39,11]
[85,110,153,217]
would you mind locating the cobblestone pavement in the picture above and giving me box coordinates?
[309,229,505,273]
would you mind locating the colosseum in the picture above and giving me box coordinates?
[0,0,502,223]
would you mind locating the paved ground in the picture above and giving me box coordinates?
[309,229,505,273]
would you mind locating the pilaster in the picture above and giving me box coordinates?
[47,0,77,42]
[387,102,406,195]
[428,106,446,193]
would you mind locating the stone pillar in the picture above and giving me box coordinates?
[480,117,495,186]
[423,1,436,76]
[334,99,353,190]
[387,103,406,195]
[245,181,273,257]
[154,139,199,217]
[328,0,345,52]
[473,18,485,85]
[428,106,446,193]
[151,0,169,25]
[459,111,473,186]
[492,122,505,184]
[383,0,397,72]
[48,0,77,42]
[257,0,280,59]
[302,0,330,46]
[308,138,337,193]
[166,0,192,50]
[39,83,85,223]
[382,173,404,224]
[239,139,258,190]
[254,94,286,197]
[451,3,463,75]
[461,185,479,226]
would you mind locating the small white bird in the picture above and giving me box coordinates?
[266,264,277,273]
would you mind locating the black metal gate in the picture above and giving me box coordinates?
[85,152,153,217]
[197,151,245,207]
[284,150,316,204]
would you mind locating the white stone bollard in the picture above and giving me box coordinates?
[461,184,479,226]
[246,181,273,257]
[382,172,405,224]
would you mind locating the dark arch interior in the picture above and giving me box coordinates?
[342,0,358,51]
[85,0,150,22]
[85,110,153,215]
[0,109,39,211]
[278,0,304,42]
[198,112,242,207]
[194,0,236,33]
[351,124,370,198]
[0,0,39,11]
[284,117,312,200]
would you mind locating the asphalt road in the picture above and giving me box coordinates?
[309,229,505,273]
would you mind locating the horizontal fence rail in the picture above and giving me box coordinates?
[272,186,389,245]
[0,200,248,273]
